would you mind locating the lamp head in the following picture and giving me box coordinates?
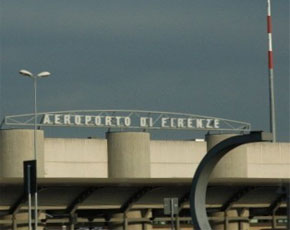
[37,71,51,78]
[19,69,33,78]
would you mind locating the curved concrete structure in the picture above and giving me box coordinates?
[190,132,272,230]
[0,129,45,177]
[206,133,237,151]
[206,133,242,178]
[107,132,150,178]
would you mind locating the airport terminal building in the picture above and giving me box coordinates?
[0,110,289,230]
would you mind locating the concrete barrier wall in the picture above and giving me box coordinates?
[246,142,290,178]
[44,138,107,177]
[20,133,289,179]
[150,140,206,178]
[208,134,290,179]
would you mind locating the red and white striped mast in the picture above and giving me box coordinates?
[267,0,276,142]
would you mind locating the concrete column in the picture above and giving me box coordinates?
[210,210,249,230]
[69,213,77,230]
[0,129,45,177]
[110,211,143,230]
[142,209,152,230]
[107,132,150,178]
[12,214,17,230]
[124,215,128,230]
[211,210,238,230]
[238,209,250,230]
[110,213,123,230]
[272,211,277,229]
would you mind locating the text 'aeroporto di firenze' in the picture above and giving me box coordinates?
[42,114,220,129]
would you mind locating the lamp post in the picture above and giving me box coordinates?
[19,69,51,230]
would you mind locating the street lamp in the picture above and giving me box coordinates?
[19,69,50,160]
[19,69,51,230]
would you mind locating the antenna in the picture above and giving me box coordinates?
[267,0,276,142]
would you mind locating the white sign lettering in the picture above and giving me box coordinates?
[43,114,52,124]
[161,118,169,128]
[41,113,221,130]
[75,115,81,125]
[64,114,71,125]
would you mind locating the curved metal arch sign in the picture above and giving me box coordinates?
[2,110,251,132]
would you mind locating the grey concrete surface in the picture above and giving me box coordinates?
[0,129,44,177]
[107,132,151,178]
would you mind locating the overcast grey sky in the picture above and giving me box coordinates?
[0,0,289,140]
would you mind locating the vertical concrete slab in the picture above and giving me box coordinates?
[107,132,150,178]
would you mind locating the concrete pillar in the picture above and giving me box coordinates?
[142,209,152,230]
[272,211,277,229]
[206,133,238,151]
[69,213,77,230]
[211,210,238,230]
[110,211,144,230]
[238,209,250,230]
[107,132,150,178]
[210,210,249,230]
[0,129,45,177]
